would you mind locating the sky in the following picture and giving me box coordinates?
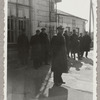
[57,0,97,31]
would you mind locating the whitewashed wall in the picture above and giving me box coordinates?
[30,0,56,36]
[57,14,86,35]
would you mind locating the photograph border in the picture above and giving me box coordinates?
[0,0,99,100]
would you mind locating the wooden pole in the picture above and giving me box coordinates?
[89,0,92,36]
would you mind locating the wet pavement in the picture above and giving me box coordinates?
[7,50,93,100]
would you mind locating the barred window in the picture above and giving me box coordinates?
[8,1,30,44]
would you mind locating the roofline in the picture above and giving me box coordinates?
[57,11,88,21]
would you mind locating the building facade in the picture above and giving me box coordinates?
[57,10,87,36]
[7,0,61,63]
[8,0,60,45]
[7,0,87,63]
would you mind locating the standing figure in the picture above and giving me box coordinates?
[17,29,29,65]
[30,30,41,69]
[82,32,91,58]
[39,28,50,65]
[70,30,80,60]
[63,30,70,58]
[51,26,68,86]
[78,33,84,58]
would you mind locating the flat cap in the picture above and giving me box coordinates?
[41,28,46,30]
[57,26,64,30]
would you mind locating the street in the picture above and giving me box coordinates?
[7,50,93,100]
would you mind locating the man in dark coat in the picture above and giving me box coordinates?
[17,29,29,65]
[82,32,91,58]
[63,30,70,58]
[78,33,84,58]
[51,26,68,86]
[39,28,50,65]
[30,30,41,69]
[70,30,80,60]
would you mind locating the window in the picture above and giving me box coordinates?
[8,4,16,16]
[8,16,16,43]
[24,0,29,5]
[18,7,24,17]
[18,0,23,4]
[50,2,54,12]
[8,1,30,44]
[8,0,16,3]
[8,0,29,5]
[72,19,76,29]
[24,7,29,18]
[18,0,29,5]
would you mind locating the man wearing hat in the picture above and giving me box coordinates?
[51,26,68,86]
[30,30,42,69]
[70,29,80,60]
[39,28,50,65]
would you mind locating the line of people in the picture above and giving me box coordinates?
[64,29,91,60]
[17,26,92,86]
[17,27,91,68]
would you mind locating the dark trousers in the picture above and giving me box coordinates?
[53,71,63,83]
[80,50,84,57]
[82,51,89,58]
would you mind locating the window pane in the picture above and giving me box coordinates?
[24,0,29,5]
[18,0,23,4]
[24,8,29,18]
[10,0,16,3]
[18,7,24,17]
[10,5,16,16]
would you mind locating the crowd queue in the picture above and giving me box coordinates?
[17,26,92,86]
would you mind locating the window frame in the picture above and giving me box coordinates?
[8,1,31,45]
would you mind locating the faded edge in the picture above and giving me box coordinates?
[97,0,100,100]
[0,0,5,100]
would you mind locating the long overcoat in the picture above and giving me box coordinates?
[51,33,68,73]
[63,33,70,51]
[70,34,80,53]
[39,32,50,60]
[30,34,41,60]
[82,35,91,51]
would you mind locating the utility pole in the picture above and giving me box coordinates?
[89,0,92,36]
[56,2,57,33]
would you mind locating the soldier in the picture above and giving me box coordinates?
[17,29,29,65]
[63,30,70,58]
[39,28,50,65]
[30,30,41,69]
[51,26,68,86]
[82,32,91,58]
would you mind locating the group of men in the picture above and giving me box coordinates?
[17,28,49,69]
[64,29,92,60]
[17,26,92,86]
